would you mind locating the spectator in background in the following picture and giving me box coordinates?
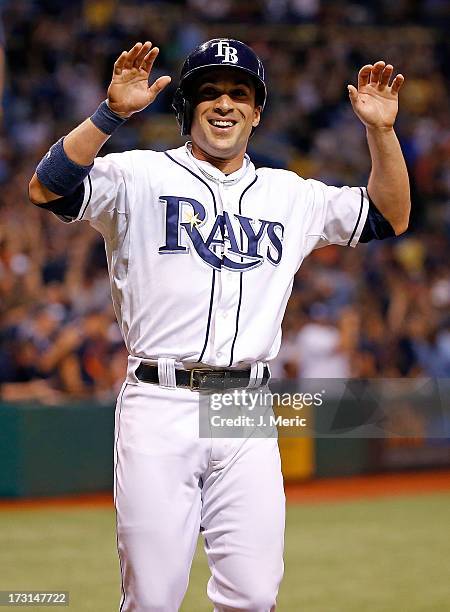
[0,12,5,124]
[294,304,358,379]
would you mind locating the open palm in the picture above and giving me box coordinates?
[107,42,171,118]
[348,61,404,129]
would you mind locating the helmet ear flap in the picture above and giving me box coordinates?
[183,98,192,136]
[172,88,192,136]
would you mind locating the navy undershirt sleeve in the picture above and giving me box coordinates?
[359,195,396,243]
[35,183,85,222]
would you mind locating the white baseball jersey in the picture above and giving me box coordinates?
[69,143,369,368]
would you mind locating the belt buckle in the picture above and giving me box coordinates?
[189,368,211,391]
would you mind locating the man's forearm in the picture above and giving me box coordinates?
[366,127,410,234]
[63,118,110,165]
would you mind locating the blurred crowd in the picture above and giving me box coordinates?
[0,1,449,401]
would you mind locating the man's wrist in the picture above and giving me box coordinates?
[105,99,133,119]
[365,125,395,134]
[90,100,129,135]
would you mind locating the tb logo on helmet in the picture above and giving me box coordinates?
[212,41,238,64]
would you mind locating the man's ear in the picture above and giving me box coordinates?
[252,106,262,128]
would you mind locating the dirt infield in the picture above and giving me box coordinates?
[0,492,113,510]
[1,469,449,510]
[285,468,450,503]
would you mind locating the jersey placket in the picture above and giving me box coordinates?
[207,180,243,367]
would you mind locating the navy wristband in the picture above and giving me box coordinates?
[90,100,128,135]
[36,138,93,197]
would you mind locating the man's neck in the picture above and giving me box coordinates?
[190,142,245,175]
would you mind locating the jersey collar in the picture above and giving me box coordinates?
[184,142,254,185]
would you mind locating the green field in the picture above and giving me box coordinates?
[1,494,449,611]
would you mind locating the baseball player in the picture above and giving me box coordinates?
[29,39,410,611]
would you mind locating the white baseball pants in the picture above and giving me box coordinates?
[114,381,285,612]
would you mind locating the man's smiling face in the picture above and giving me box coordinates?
[189,68,262,162]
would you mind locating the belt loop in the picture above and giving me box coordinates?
[157,358,176,389]
[248,361,264,389]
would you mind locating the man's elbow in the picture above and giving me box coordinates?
[28,174,58,206]
[393,213,410,236]
[393,221,409,236]
[28,174,43,205]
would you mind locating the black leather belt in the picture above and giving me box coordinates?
[135,363,270,391]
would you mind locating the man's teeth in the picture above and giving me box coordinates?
[211,120,234,127]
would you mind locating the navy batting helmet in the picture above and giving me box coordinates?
[172,38,266,135]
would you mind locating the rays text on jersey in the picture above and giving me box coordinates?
[158,195,284,271]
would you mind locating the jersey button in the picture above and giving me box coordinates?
[216,351,222,358]
[222,312,228,319]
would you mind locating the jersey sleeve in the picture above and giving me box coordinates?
[359,198,396,242]
[303,179,369,251]
[57,152,133,238]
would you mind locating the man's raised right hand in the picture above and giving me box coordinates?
[107,42,171,118]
